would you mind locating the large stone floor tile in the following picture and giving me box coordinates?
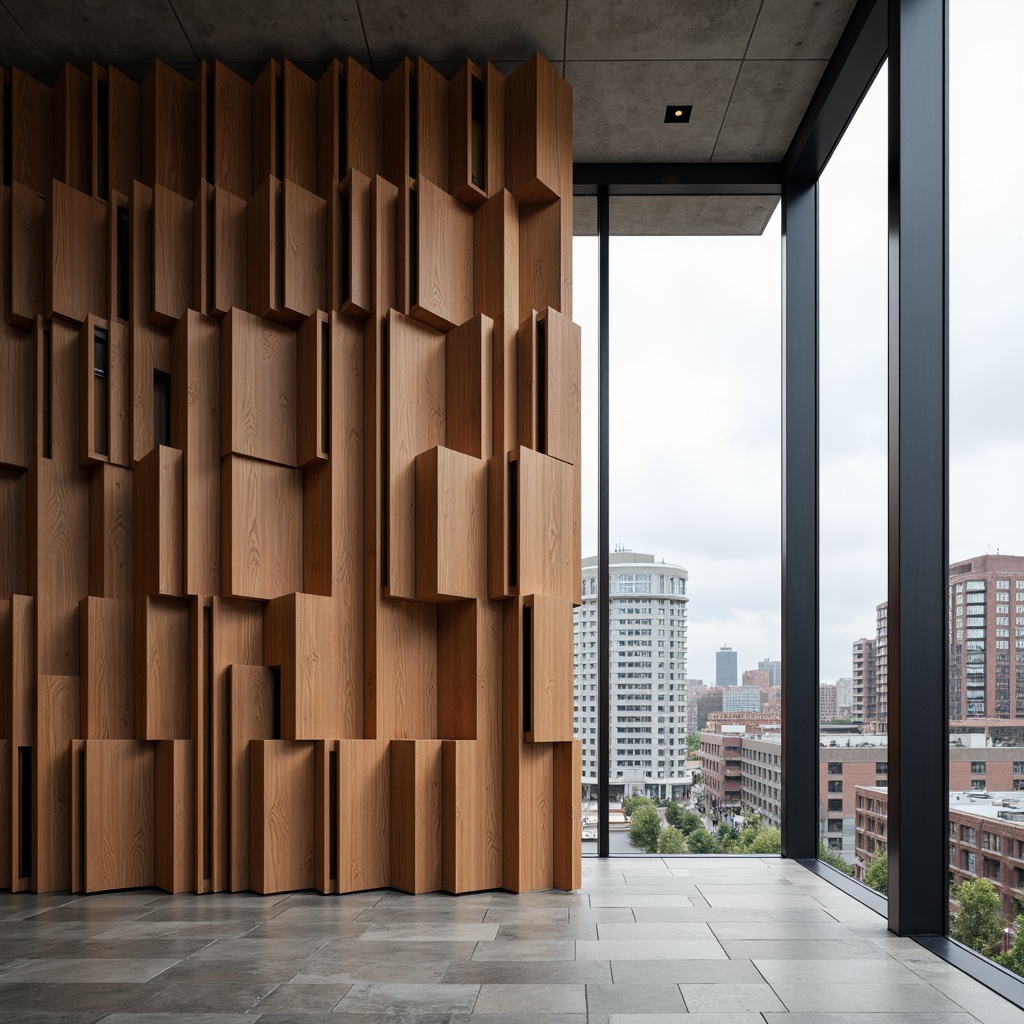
[472,940,576,962]
[335,981,480,1013]
[608,1014,766,1024]
[292,959,451,984]
[595,922,715,941]
[768,980,968,1013]
[359,922,499,942]
[762,1015,980,1024]
[251,980,351,1012]
[680,982,787,1012]
[583,982,685,1013]
[721,938,890,959]
[472,983,587,1013]
[576,939,726,960]
[495,923,597,941]
[609,958,763,985]
[443,960,612,985]
[127,980,277,1013]
[0,958,178,984]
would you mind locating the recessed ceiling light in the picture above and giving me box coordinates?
[665,105,692,123]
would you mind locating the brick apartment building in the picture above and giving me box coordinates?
[820,683,838,722]
[698,713,780,823]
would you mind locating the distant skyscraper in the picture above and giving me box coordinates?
[819,682,838,722]
[835,676,854,716]
[717,645,738,686]
[852,637,877,726]
[742,669,770,690]
[758,658,782,688]
[723,686,762,713]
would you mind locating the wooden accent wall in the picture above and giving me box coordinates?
[0,51,579,896]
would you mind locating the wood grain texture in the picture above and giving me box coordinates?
[523,593,573,743]
[155,738,195,892]
[483,64,507,200]
[384,309,445,600]
[82,739,154,892]
[214,62,253,200]
[318,58,383,193]
[0,739,10,888]
[141,61,197,199]
[438,597,501,743]
[282,178,326,321]
[106,317,130,468]
[246,175,282,318]
[10,69,53,197]
[0,469,27,599]
[390,738,442,894]
[337,739,390,892]
[505,53,572,203]
[415,58,449,189]
[133,444,184,598]
[10,182,46,329]
[474,190,519,455]
[54,64,90,193]
[296,310,328,468]
[449,63,487,208]
[486,452,509,601]
[382,60,413,188]
[135,596,189,741]
[228,664,274,891]
[411,176,472,332]
[151,183,194,328]
[33,673,79,892]
[47,180,107,325]
[221,306,296,467]
[518,199,565,323]
[79,316,110,468]
[442,738,502,893]
[212,187,248,318]
[80,596,133,739]
[329,169,372,320]
[283,62,317,194]
[108,67,141,199]
[552,739,581,890]
[514,445,574,602]
[415,446,487,603]
[7,594,34,892]
[250,62,280,188]
[313,739,333,892]
[446,314,494,460]
[0,189,31,467]
[221,454,303,601]
[171,310,221,597]
[89,463,132,600]
[249,739,315,894]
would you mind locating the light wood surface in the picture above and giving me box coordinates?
[212,187,248,316]
[513,445,574,600]
[133,444,184,598]
[155,738,195,892]
[412,176,473,332]
[80,596,133,739]
[523,593,574,743]
[296,309,329,468]
[47,180,107,324]
[150,183,193,328]
[10,182,45,329]
[390,738,442,894]
[141,61,197,200]
[442,738,502,893]
[553,739,582,890]
[337,739,391,892]
[214,62,253,200]
[445,314,494,461]
[88,463,132,600]
[135,596,189,741]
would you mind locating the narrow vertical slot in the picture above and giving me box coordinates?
[116,206,129,321]
[408,188,418,308]
[508,459,519,588]
[77,748,86,890]
[18,747,31,879]
[470,74,485,190]
[339,187,351,308]
[522,603,533,734]
[3,79,12,188]
[380,318,390,589]
[153,370,171,447]
[203,605,212,881]
[320,318,331,456]
[337,72,347,177]
[408,71,418,178]
[536,317,547,455]
[205,70,215,183]
[274,184,284,307]
[274,72,284,180]
[95,77,109,198]
[270,666,282,740]
[206,194,215,314]
[42,327,52,459]
[328,748,338,883]
[93,326,109,457]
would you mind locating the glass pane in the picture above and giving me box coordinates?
[948,0,1024,968]
[818,64,888,889]
[608,196,782,853]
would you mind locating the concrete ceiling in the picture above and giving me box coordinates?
[0,0,859,234]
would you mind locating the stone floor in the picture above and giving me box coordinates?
[2,856,1024,1023]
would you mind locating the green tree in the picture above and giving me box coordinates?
[717,823,740,851]
[666,805,703,835]
[864,849,888,896]
[686,733,700,755]
[622,795,656,820]
[657,825,686,854]
[686,826,722,854]
[950,879,1005,957]
[995,915,1024,976]
[818,841,855,876]
[748,827,782,854]
[628,805,662,853]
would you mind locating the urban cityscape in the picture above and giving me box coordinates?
[575,550,1024,971]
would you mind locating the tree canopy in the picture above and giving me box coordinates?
[864,850,888,896]
[628,805,662,853]
[657,825,686,854]
[950,879,1005,958]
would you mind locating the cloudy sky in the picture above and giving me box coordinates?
[573,0,1024,687]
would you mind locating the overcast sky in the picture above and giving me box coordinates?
[573,0,1024,687]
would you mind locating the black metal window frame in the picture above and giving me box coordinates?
[573,0,1024,1009]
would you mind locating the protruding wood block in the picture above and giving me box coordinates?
[10,182,46,329]
[383,60,413,187]
[54,64,90,194]
[328,170,372,320]
[282,178,326,321]
[337,739,390,892]
[9,70,53,197]
[0,739,9,888]
[208,187,248,318]
[136,596,189,741]
[482,65,507,199]
[155,738,195,893]
[34,674,79,892]
[446,314,494,460]
[438,597,502,742]
[318,58,383,195]
[505,53,571,203]
[221,454,303,601]
[82,739,154,892]
[0,195,32,465]
[411,177,472,332]
[522,593,573,743]
[390,739,442,894]
[553,739,582,890]
[6,595,34,893]
[519,199,565,323]
[141,61,197,199]
[89,463,132,600]
[133,444,184,598]
[249,739,315,894]
[314,739,335,893]
[246,175,281,318]
[265,592,339,742]
[228,665,274,891]
[107,67,141,199]
[171,310,221,598]
[450,62,505,207]
[151,183,194,328]
[415,446,487,603]
[214,62,253,200]
[442,739,502,893]
[416,58,449,190]
[283,61,317,194]
[383,309,445,600]
[47,180,107,325]
[221,307,297,467]
[0,469,27,599]
[81,596,133,739]
[297,311,329,468]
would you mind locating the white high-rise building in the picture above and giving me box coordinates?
[573,550,689,799]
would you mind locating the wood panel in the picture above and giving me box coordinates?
[141,61,197,199]
[249,739,314,894]
[82,739,154,892]
[79,316,109,468]
[212,187,248,317]
[446,314,494,460]
[151,183,194,328]
[416,58,449,190]
[228,665,274,892]
[135,596,189,741]
[519,199,565,323]
[384,309,445,600]
[47,180,107,324]
[437,597,500,742]
[513,445,574,601]
[283,62,317,194]
[282,178,326,320]
[0,739,9,888]
[221,307,296,466]
[89,463,132,600]
[390,738,442,894]
[382,60,413,188]
[171,310,221,597]
[0,200,31,467]
[337,739,390,892]
[214,62,253,200]
[297,309,328,468]
[133,444,184,598]
[80,596,133,739]
[317,58,384,194]
[246,175,282,319]
[54,64,90,194]
[328,170,372,320]
[10,182,45,329]
[0,470,27,599]
[411,176,472,332]
[7,595,34,892]
[415,446,487,603]
[221,454,303,601]
[33,674,79,892]
[442,738,502,893]
[155,738,194,892]
[10,70,53,197]
[107,67,141,199]
[450,62,506,207]
[552,739,581,891]
[523,593,573,743]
